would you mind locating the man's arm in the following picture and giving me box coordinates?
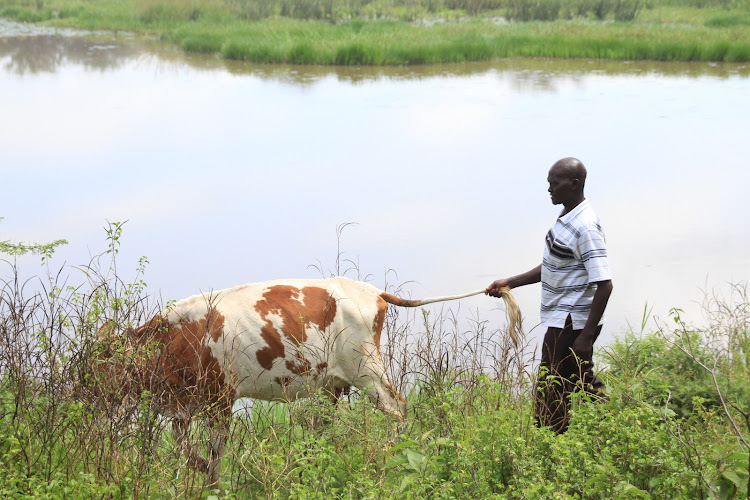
[571,279,613,360]
[486,264,542,297]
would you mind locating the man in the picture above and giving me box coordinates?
[487,157,613,433]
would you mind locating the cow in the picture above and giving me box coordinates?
[91,276,519,487]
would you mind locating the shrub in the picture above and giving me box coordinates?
[507,0,563,21]
[1,220,748,497]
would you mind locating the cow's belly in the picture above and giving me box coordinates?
[211,330,353,403]
[232,368,338,402]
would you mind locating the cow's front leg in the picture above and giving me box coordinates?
[204,400,232,489]
[205,423,227,488]
[171,417,208,473]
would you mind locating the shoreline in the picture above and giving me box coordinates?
[1,1,749,65]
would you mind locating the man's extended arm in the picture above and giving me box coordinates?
[486,264,542,297]
[570,279,613,360]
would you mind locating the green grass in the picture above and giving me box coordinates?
[705,13,750,27]
[1,0,750,63]
[166,17,750,64]
[1,360,746,498]
[1,228,749,498]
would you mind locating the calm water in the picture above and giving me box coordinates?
[2,20,749,349]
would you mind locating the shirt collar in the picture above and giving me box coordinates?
[558,198,590,223]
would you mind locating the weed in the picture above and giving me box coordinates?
[0,222,747,497]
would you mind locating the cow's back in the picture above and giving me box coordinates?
[162,277,387,403]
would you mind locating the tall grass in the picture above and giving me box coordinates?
[168,17,750,64]
[1,0,750,63]
[1,227,748,497]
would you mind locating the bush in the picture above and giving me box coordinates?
[1,222,748,497]
[507,0,563,21]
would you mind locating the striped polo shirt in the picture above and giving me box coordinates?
[541,199,611,329]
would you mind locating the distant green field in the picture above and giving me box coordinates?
[1,0,749,63]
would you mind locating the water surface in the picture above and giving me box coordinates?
[2,21,748,349]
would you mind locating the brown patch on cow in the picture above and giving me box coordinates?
[254,285,338,371]
[91,307,233,421]
[134,307,232,415]
[130,315,168,339]
[157,307,227,390]
[275,376,292,388]
[316,362,328,372]
[255,322,285,371]
[298,286,338,335]
[372,296,388,356]
[285,352,312,376]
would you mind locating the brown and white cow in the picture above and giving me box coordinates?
[93,276,517,486]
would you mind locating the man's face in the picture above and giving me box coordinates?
[547,168,577,206]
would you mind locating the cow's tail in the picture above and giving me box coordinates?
[379,287,523,346]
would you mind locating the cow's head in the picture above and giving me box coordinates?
[74,317,166,406]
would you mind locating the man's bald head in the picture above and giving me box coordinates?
[550,157,587,188]
[547,157,587,212]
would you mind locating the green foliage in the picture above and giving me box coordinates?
[2,0,750,63]
[1,223,749,497]
[135,0,226,24]
[705,13,750,26]
[0,217,68,260]
[335,41,383,64]
[604,299,750,426]
[179,33,225,52]
[0,5,52,22]
[227,0,276,20]
[385,430,457,496]
[507,0,562,21]
[567,398,699,497]
[604,329,717,418]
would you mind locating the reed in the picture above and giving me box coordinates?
[164,16,750,64]
[2,0,750,63]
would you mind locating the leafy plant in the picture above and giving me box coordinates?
[0,217,67,259]
[1,219,748,497]
[386,430,455,495]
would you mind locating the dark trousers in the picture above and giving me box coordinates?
[534,314,606,433]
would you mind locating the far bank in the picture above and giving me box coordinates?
[1,0,749,64]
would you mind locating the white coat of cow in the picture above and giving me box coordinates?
[95,276,517,487]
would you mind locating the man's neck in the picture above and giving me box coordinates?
[561,195,586,216]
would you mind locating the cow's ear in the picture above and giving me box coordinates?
[96,319,116,338]
[131,315,165,338]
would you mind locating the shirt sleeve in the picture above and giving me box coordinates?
[578,227,611,283]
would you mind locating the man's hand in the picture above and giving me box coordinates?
[486,265,542,297]
[570,280,612,362]
[570,327,596,361]
[486,279,510,298]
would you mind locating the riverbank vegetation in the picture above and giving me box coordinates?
[1,0,749,63]
[1,226,749,498]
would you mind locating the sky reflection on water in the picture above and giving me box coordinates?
[2,22,748,349]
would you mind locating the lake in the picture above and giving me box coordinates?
[2,19,748,351]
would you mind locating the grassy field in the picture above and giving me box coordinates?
[1,228,749,499]
[1,0,749,64]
